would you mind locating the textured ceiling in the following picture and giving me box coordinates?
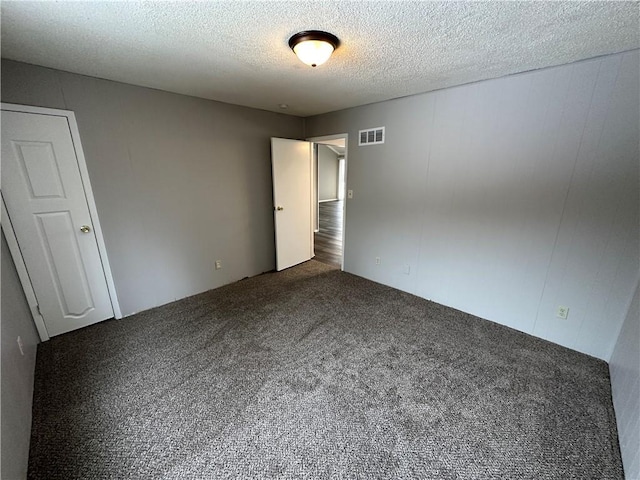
[1,1,638,117]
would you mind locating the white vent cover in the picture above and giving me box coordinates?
[359,127,385,146]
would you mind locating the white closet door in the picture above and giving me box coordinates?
[2,110,114,336]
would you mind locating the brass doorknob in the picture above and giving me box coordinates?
[80,225,91,233]
[276,206,284,211]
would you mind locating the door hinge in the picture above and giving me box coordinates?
[36,304,42,316]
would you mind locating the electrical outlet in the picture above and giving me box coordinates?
[375,257,381,265]
[556,306,569,319]
[17,336,24,356]
[347,189,353,199]
[215,260,222,270]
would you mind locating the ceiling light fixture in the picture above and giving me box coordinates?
[288,30,340,68]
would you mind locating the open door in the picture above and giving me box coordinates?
[271,138,313,271]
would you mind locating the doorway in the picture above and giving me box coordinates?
[308,135,347,269]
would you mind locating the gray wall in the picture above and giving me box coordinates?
[610,280,640,479]
[318,144,339,201]
[1,233,40,479]
[306,50,639,361]
[1,59,304,316]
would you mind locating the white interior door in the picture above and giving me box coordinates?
[2,110,114,336]
[271,138,313,271]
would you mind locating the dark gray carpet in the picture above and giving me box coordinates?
[28,261,623,479]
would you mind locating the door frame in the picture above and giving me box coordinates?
[1,102,122,341]
[306,133,348,271]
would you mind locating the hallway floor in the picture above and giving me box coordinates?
[314,200,342,267]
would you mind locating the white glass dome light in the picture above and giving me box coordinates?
[289,31,340,68]
[293,40,335,67]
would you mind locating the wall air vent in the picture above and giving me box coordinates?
[358,127,385,146]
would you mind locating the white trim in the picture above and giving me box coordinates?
[1,196,50,341]
[308,141,315,261]
[312,144,319,233]
[308,133,348,144]
[1,102,78,118]
[1,103,123,332]
[306,133,349,272]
